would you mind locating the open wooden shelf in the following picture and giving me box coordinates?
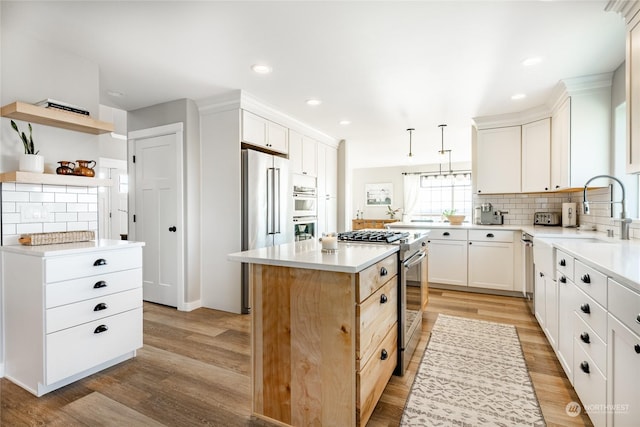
[1,101,114,135]
[0,171,112,187]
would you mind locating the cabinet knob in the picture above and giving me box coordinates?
[636,314,640,324]
[380,267,388,277]
[545,187,549,191]
[581,274,591,284]
[560,276,567,284]
[635,344,640,354]
[443,232,450,236]
[169,226,177,232]
[580,303,591,314]
[539,272,544,277]
[580,361,590,374]
[93,280,107,289]
[380,294,388,304]
[380,349,388,360]
[555,185,560,189]
[486,233,494,238]
[93,302,108,312]
[94,324,109,334]
[93,258,107,267]
[559,259,566,267]
[580,332,590,344]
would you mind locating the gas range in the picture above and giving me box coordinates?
[337,230,410,244]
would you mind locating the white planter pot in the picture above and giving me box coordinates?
[19,154,44,173]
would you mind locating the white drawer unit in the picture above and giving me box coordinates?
[430,228,468,240]
[468,229,514,242]
[556,249,574,281]
[2,241,144,396]
[575,286,608,341]
[574,260,607,308]
[573,342,607,427]
[574,313,607,374]
[608,278,640,337]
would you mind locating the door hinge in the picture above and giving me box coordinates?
[133,214,136,223]
[133,155,136,163]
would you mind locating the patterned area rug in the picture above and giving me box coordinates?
[401,314,546,426]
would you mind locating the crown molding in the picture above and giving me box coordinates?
[605,0,640,22]
[472,104,550,129]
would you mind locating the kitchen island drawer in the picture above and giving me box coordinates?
[574,313,607,373]
[428,229,467,240]
[46,268,142,308]
[357,325,397,427]
[574,260,607,307]
[46,307,142,385]
[468,229,513,242]
[575,287,607,341]
[357,254,397,303]
[608,278,640,336]
[356,278,397,369]
[46,288,142,334]
[556,249,574,281]
[573,343,607,427]
[45,247,142,283]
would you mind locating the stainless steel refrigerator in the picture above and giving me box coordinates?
[241,148,294,313]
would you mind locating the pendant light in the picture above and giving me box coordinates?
[407,128,415,158]
[437,124,452,176]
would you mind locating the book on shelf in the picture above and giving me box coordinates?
[35,99,90,116]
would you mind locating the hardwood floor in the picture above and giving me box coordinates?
[1,289,592,426]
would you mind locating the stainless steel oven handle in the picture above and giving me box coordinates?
[403,251,426,269]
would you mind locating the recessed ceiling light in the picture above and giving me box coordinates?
[522,57,542,67]
[107,90,124,97]
[251,64,272,74]
[511,93,527,100]
[339,120,351,125]
[306,98,322,106]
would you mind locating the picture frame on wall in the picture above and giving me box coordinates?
[365,182,393,206]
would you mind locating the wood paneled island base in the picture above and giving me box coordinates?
[249,257,398,427]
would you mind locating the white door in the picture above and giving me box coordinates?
[129,123,184,308]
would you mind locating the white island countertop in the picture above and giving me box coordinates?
[0,239,145,257]
[228,239,398,273]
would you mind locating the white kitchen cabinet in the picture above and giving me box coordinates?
[522,118,551,192]
[534,268,546,328]
[474,126,521,194]
[289,130,318,177]
[627,7,640,173]
[241,110,288,155]
[426,229,468,287]
[544,273,559,350]
[317,143,338,235]
[2,241,144,396]
[467,230,514,291]
[556,249,577,381]
[607,314,640,427]
[550,76,612,189]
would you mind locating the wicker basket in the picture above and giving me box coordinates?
[18,230,95,246]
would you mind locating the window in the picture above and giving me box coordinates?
[411,174,472,221]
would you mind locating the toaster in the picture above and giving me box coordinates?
[534,211,561,226]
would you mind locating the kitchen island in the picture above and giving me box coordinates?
[228,239,399,427]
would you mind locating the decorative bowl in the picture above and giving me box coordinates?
[445,214,466,225]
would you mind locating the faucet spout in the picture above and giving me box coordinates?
[583,174,629,240]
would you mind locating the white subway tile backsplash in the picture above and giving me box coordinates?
[43,203,68,212]
[2,202,16,213]
[78,212,98,222]
[3,192,30,202]
[88,203,98,212]
[67,186,88,194]
[43,222,67,233]
[67,222,89,231]
[29,192,55,203]
[16,223,43,234]
[3,224,16,235]
[2,213,21,224]
[77,194,98,203]
[55,212,78,222]
[55,193,78,203]
[67,203,89,213]
[16,183,43,192]
[2,183,16,191]
[43,185,68,193]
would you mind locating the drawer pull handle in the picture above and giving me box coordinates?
[580,361,590,374]
[94,324,108,334]
[93,281,107,289]
[94,303,108,312]
[94,258,107,267]
[380,267,388,277]
[559,259,566,267]
[636,314,640,324]
[580,303,590,314]
[380,294,388,304]
[442,232,450,236]
[560,276,567,284]
[580,332,590,344]
[380,349,388,361]
[539,272,544,277]
[581,274,591,284]
[486,233,494,238]
[635,344,640,354]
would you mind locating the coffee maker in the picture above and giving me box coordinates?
[478,203,504,225]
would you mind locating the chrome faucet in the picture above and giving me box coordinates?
[583,174,631,240]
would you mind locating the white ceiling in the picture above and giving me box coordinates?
[1,1,627,169]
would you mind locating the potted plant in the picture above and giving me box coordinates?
[11,120,44,173]
[386,206,401,220]
[443,209,465,225]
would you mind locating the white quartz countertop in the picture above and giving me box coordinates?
[0,239,145,257]
[228,239,398,273]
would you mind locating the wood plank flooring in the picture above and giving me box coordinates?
[1,289,592,426]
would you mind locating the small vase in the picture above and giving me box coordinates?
[19,154,44,173]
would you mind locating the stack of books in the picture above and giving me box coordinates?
[35,99,90,116]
